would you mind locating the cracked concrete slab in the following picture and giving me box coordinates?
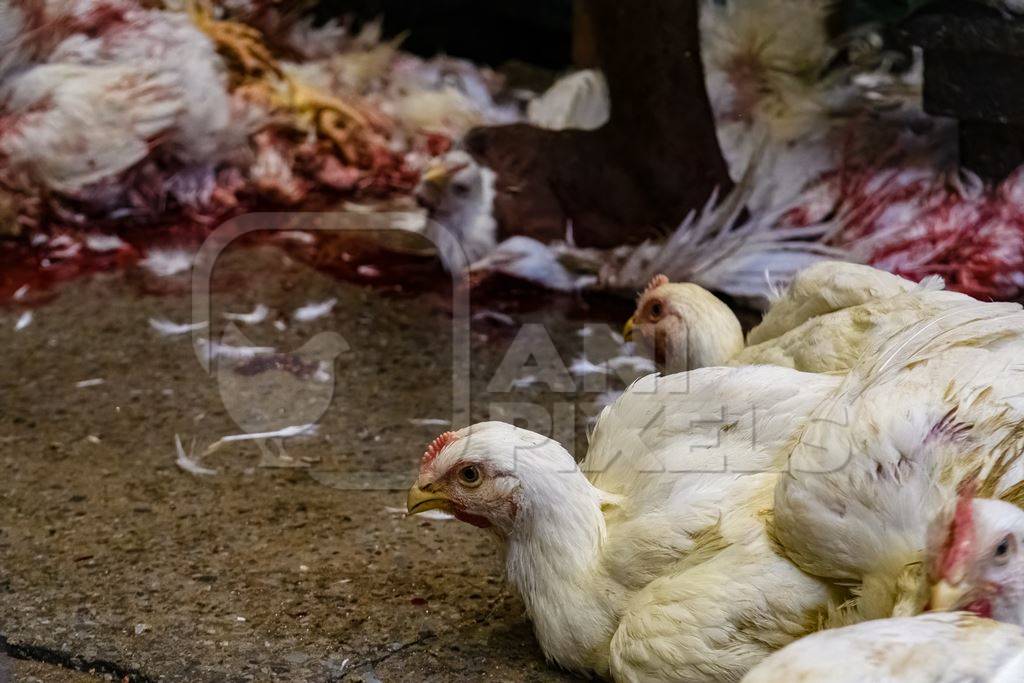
[1,245,632,681]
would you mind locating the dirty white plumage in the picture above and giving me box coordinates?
[49,5,241,167]
[0,1,241,205]
[772,298,1024,625]
[625,260,1003,375]
[742,613,1024,683]
[1,62,182,193]
[700,0,944,212]
[700,0,840,209]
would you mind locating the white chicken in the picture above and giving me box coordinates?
[623,273,746,371]
[50,3,240,167]
[700,0,843,212]
[625,261,976,375]
[0,62,182,194]
[743,486,1024,681]
[742,612,1024,683]
[412,66,615,274]
[408,365,844,682]
[699,0,948,212]
[0,0,241,207]
[414,150,498,271]
[699,0,1024,302]
[772,299,1024,626]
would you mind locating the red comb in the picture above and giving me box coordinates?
[939,488,976,582]
[641,274,669,298]
[422,431,457,467]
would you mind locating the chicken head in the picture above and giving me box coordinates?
[929,495,1024,625]
[415,150,498,270]
[406,422,589,536]
[623,273,744,374]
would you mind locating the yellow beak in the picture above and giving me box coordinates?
[420,164,453,188]
[406,484,452,516]
[929,580,968,612]
[623,315,636,342]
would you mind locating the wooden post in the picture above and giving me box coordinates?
[467,0,733,249]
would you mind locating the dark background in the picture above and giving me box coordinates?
[310,1,925,71]
[314,0,575,68]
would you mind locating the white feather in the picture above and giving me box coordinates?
[293,298,337,322]
[174,434,217,477]
[528,69,610,131]
[223,304,270,325]
[139,249,194,277]
[150,317,208,337]
[600,148,848,308]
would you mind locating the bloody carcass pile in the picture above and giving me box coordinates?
[0,0,527,298]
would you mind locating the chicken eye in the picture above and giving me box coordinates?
[994,535,1015,564]
[458,465,482,487]
[649,301,663,319]
[452,182,471,196]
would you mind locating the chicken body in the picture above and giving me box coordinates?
[734,261,972,372]
[773,298,1024,624]
[415,150,498,271]
[0,61,181,193]
[409,366,843,681]
[51,5,239,166]
[0,1,238,201]
[627,261,976,375]
[741,612,1024,683]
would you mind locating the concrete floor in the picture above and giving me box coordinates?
[0,245,639,681]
